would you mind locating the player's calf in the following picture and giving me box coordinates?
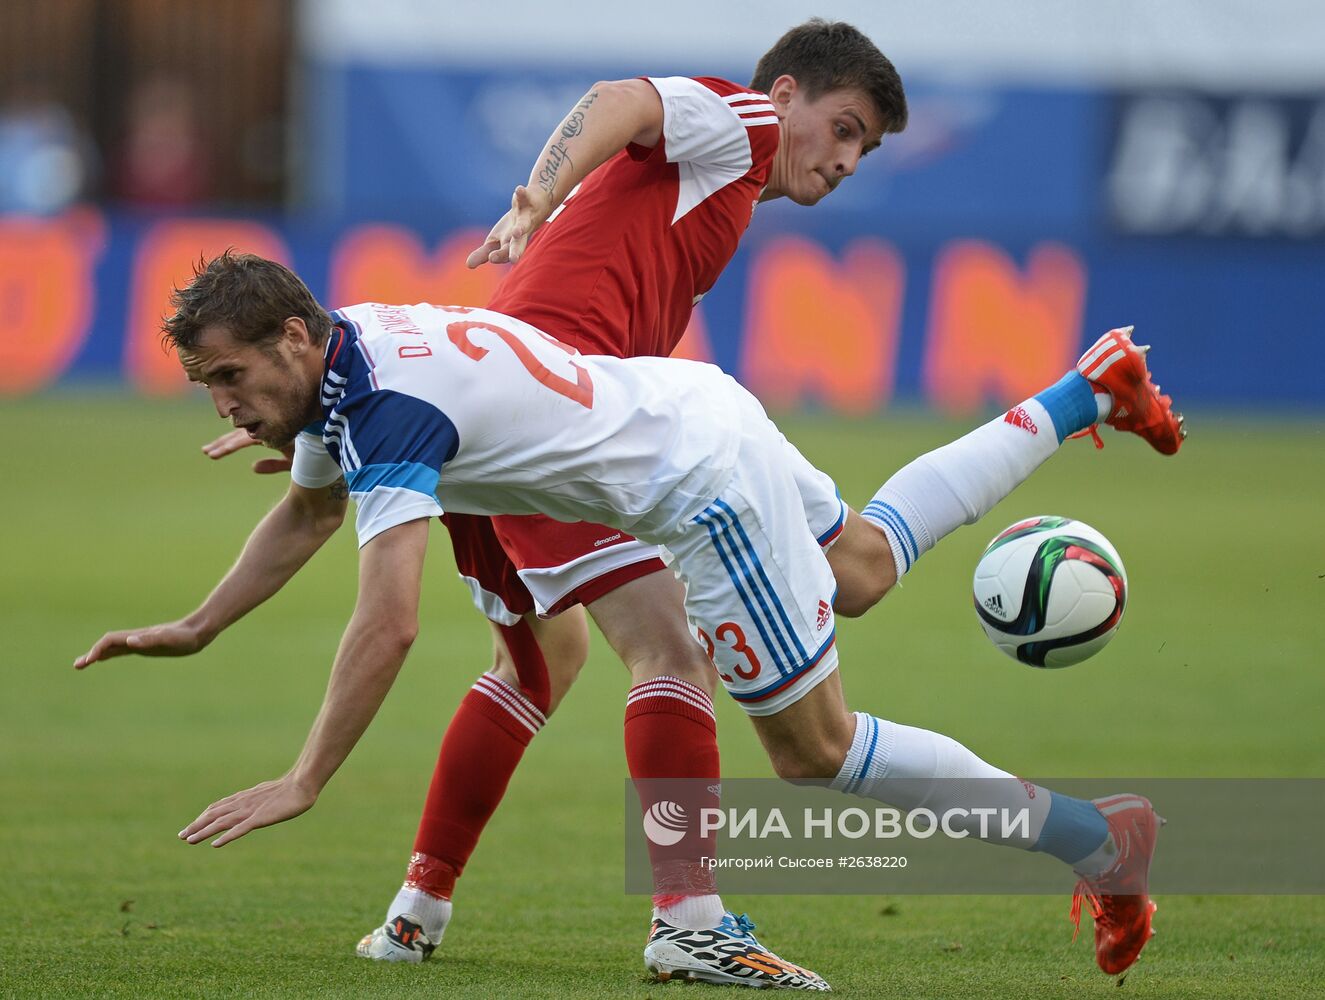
[751,681,857,782]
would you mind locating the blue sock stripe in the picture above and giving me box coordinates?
[694,506,796,674]
[1032,791,1111,865]
[712,499,808,661]
[1033,371,1098,443]
[862,503,914,570]
[850,716,880,794]
[870,501,920,560]
[865,510,911,573]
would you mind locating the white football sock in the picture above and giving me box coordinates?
[654,893,726,930]
[831,712,1051,847]
[862,399,1061,580]
[386,885,453,942]
[862,371,1104,579]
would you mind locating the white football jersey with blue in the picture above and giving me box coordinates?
[290,303,742,548]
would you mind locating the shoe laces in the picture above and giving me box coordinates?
[1069,827,1136,940]
[1069,880,1105,941]
[722,912,758,938]
[1068,425,1106,450]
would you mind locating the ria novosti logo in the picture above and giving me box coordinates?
[642,801,689,846]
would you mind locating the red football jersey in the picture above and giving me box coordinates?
[486,76,780,360]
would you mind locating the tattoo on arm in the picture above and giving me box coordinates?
[537,90,599,195]
[328,478,349,502]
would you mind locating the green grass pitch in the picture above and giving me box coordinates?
[3,394,1322,998]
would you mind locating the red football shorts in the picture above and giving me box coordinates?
[441,512,667,622]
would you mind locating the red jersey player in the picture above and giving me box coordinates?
[203,20,908,989]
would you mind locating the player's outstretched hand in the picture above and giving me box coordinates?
[202,429,294,475]
[73,619,209,670]
[179,775,318,847]
[466,185,553,267]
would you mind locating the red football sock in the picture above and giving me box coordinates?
[625,676,720,902]
[408,622,548,899]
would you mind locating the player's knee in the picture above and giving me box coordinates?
[833,573,892,618]
[541,627,590,716]
[768,743,845,782]
[830,528,898,618]
[667,656,719,697]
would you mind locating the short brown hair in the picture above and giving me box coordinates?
[752,19,908,134]
[163,251,332,353]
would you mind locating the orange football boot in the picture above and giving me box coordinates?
[1075,326,1186,454]
[1070,793,1165,977]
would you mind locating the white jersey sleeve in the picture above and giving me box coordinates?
[647,76,773,171]
[290,423,343,488]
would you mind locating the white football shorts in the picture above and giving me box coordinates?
[660,391,844,717]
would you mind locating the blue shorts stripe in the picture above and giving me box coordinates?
[712,499,808,661]
[696,504,800,673]
[816,500,847,546]
[709,504,801,670]
[695,509,791,675]
[729,630,837,703]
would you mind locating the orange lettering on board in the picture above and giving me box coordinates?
[670,306,714,363]
[329,226,504,309]
[0,209,106,395]
[923,241,1085,414]
[740,236,904,413]
[126,220,291,395]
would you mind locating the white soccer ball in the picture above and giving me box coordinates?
[972,516,1127,668]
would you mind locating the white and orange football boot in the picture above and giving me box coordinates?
[1070,793,1165,978]
[1076,326,1186,455]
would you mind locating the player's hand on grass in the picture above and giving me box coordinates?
[180,775,318,847]
[202,429,294,475]
[466,185,554,267]
[73,619,210,670]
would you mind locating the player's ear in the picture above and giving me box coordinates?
[766,74,798,110]
[282,316,313,354]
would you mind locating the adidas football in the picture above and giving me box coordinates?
[972,516,1127,668]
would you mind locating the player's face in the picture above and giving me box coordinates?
[769,82,885,205]
[179,322,321,449]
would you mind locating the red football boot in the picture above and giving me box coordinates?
[1070,793,1165,977]
[1075,326,1187,455]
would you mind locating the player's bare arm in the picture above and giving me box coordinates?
[73,478,348,669]
[179,517,430,847]
[466,79,664,267]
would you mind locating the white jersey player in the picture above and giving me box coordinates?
[293,302,845,714]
